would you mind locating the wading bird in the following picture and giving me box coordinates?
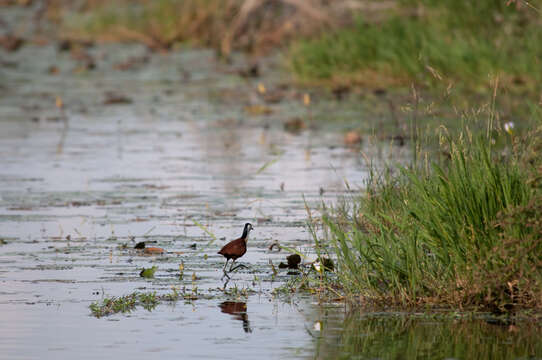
[218,223,253,278]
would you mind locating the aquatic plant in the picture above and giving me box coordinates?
[139,292,159,311]
[89,288,203,317]
[89,293,138,317]
[139,266,157,278]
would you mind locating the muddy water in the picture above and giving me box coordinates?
[1,40,538,359]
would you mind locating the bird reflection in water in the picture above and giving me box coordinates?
[219,301,252,333]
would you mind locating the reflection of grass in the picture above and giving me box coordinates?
[315,312,542,359]
[290,0,542,95]
[319,123,542,311]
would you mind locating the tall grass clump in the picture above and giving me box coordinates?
[323,127,542,311]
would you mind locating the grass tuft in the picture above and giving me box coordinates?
[89,288,204,317]
[89,293,138,318]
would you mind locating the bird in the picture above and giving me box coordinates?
[218,223,254,277]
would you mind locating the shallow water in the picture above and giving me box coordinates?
[0,32,540,360]
[0,40,375,359]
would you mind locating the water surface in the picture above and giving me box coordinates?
[1,35,539,360]
[0,40,376,359]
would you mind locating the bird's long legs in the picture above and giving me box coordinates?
[221,259,248,280]
[229,259,247,272]
[222,259,230,272]
[221,259,231,280]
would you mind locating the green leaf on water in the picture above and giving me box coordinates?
[140,266,157,278]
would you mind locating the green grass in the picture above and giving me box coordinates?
[89,288,203,317]
[89,293,139,317]
[289,0,542,95]
[318,124,542,311]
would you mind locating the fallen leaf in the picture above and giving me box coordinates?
[344,130,362,145]
[0,35,24,52]
[284,117,306,134]
[244,105,272,116]
[103,92,132,105]
[144,247,165,255]
[303,93,311,106]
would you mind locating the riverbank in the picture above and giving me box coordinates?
[309,122,542,313]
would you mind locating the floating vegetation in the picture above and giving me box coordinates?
[89,293,138,318]
[223,284,257,300]
[139,292,159,311]
[89,288,210,318]
[139,266,157,278]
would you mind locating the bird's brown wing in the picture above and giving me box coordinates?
[218,238,244,256]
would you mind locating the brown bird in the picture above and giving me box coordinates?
[218,223,254,276]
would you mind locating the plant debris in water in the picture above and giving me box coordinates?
[139,266,157,278]
[89,288,205,318]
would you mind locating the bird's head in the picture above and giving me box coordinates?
[242,223,254,239]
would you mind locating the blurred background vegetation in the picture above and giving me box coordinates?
[47,0,540,95]
[37,0,540,127]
